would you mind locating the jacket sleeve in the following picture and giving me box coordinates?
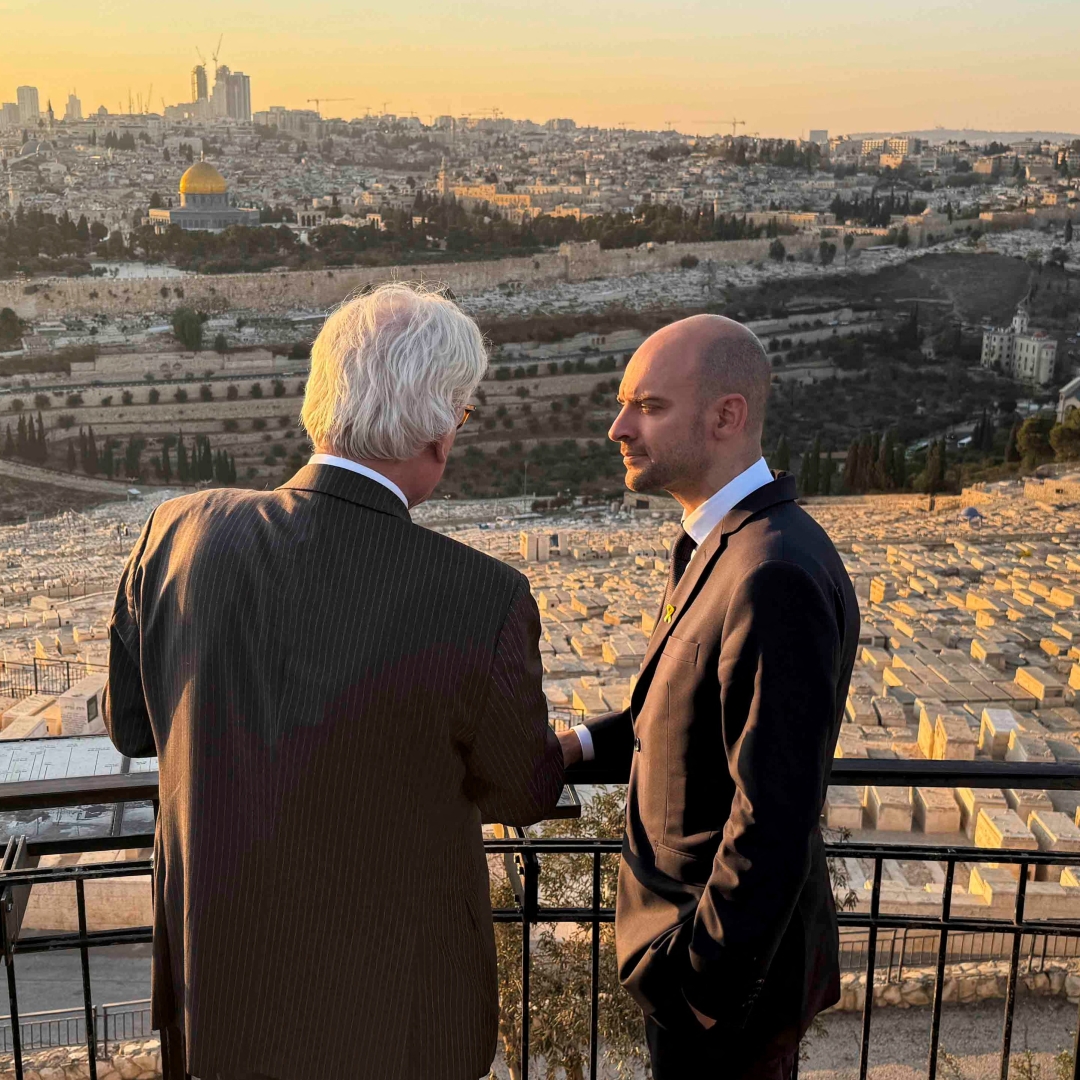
[567,708,634,783]
[102,512,158,760]
[683,559,841,1021]
[463,574,565,826]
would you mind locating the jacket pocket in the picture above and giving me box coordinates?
[661,635,699,665]
[654,841,713,885]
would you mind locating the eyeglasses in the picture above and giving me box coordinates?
[457,404,477,429]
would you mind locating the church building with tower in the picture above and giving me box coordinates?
[981,295,1058,386]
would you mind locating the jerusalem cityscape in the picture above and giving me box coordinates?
[2,5,1080,1080]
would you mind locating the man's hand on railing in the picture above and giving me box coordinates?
[557,728,583,768]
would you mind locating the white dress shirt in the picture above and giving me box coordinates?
[572,456,774,762]
[308,453,409,508]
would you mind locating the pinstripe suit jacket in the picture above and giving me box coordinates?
[103,464,564,1080]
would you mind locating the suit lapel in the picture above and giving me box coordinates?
[634,473,798,697]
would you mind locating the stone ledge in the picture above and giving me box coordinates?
[0,1036,160,1080]
[831,959,1080,1011]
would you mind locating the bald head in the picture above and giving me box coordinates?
[646,314,771,437]
[610,314,773,511]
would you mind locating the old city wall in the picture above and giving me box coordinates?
[0,235,871,320]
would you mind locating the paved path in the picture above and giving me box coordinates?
[804,999,1078,1080]
[0,458,135,497]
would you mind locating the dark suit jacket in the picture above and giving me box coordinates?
[103,463,564,1080]
[575,474,859,1046]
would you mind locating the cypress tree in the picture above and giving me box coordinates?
[78,427,88,467]
[855,433,873,492]
[176,435,189,482]
[981,411,995,454]
[35,412,47,463]
[1005,422,1021,463]
[820,444,836,496]
[16,415,27,457]
[893,442,907,489]
[85,426,98,475]
[842,438,860,492]
[162,442,172,483]
[926,440,946,494]
[3,424,14,457]
[102,438,114,478]
[66,439,76,471]
[772,434,791,473]
[869,432,882,488]
[807,434,821,495]
[879,430,896,490]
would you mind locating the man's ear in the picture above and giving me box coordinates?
[432,430,455,464]
[715,393,749,438]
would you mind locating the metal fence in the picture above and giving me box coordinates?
[840,924,1080,979]
[0,1000,151,1055]
[1,764,1080,1080]
[0,658,109,700]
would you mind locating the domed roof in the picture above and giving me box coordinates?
[179,162,228,195]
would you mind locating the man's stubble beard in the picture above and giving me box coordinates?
[622,416,710,495]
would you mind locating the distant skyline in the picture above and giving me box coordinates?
[4,0,1078,137]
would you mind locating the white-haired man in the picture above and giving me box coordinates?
[103,283,565,1080]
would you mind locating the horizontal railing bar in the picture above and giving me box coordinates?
[838,914,1080,934]
[0,773,158,812]
[485,837,1080,866]
[11,928,152,954]
[0,862,152,887]
[25,834,156,858]
[565,759,1080,788]
[832,760,1080,789]
[824,842,1080,864]
[0,758,1073,815]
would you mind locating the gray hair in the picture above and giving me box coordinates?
[300,282,488,461]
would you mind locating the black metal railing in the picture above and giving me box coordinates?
[1,764,1080,1080]
[0,1000,152,1055]
[0,658,109,700]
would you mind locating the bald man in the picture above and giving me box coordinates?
[560,316,859,1080]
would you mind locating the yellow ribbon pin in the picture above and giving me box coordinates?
[663,604,675,623]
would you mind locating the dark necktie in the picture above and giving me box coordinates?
[666,528,698,600]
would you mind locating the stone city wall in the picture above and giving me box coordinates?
[71,348,294,378]
[831,958,1080,1012]
[0,235,874,320]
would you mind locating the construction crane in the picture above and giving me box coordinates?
[307,97,354,117]
[695,118,746,138]
[211,34,223,71]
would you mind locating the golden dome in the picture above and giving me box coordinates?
[179,162,228,195]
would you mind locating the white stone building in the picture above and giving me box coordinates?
[981,298,1058,386]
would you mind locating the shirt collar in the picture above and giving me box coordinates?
[681,457,774,547]
[307,453,409,508]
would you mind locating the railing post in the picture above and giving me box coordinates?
[927,859,955,1080]
[1000,864,1029,1080]
[519,847,539,1080]
[858,858,883,1080]
[31,659,38,696]
[589,848,600,1080]
[75,879,98,1080]
[2,891,23,1080]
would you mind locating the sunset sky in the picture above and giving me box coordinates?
[4,0,1078,136]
